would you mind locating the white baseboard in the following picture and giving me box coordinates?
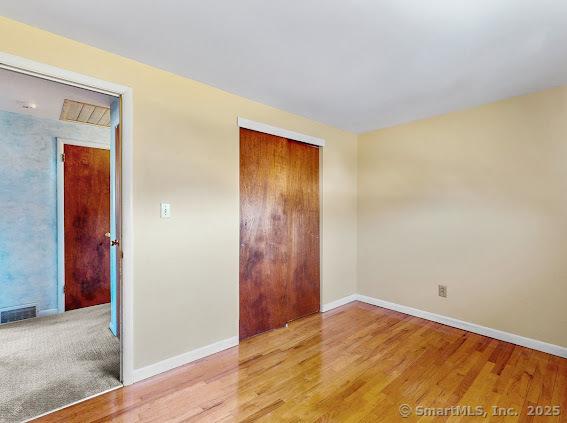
[132,294,355,384]
[321,294,358,312]
[131,293,566,386]
[133,336,239,383]
[356,294,567,359]
[38,308,59,317]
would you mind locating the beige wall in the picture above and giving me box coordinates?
[0,17,358,368]
[358,86,567,347]
[3,14,565,371]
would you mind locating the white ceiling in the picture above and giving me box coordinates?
[0,68,114,120]
[2,0,567,133]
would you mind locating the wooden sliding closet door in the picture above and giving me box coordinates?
[239,128,320,340]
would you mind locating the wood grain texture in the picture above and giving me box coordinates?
[34,302,567,422]
[285,135,320,323]
[239,128,320,340]
[64,144,111,311]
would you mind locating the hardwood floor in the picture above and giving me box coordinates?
[35,302,567,422]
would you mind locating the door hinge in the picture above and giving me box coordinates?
[61,153,65,162]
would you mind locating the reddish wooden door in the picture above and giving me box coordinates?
[239,128,320,340]
[64,144,111,311]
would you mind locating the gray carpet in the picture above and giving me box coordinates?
[0,304,121,423]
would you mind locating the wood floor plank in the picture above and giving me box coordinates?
[33,302,567,422]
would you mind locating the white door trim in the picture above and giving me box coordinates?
[56,138,110,315]
[238,117,326,147]
[0,51,135,386]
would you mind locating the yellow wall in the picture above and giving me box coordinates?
[2,15,566,371]
[358,86,567,347]
[0,17,358,368]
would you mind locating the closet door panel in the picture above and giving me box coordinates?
[285,140,320,321]
[239,128,320,340]
[239,129,289,339]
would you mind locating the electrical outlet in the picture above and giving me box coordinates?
[438,285,447,298]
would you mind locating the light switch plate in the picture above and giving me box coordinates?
[160,202,171,218]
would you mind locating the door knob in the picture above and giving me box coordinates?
[105,232,111,238]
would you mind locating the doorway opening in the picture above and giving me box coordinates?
[0,63,127,422]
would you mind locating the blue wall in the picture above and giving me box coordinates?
[0,110,110,313]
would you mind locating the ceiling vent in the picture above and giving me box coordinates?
[60,99,110,127]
